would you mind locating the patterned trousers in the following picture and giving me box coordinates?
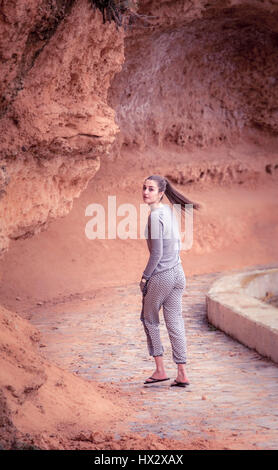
[140,263,187,364]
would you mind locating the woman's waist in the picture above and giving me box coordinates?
[151,260,182,277]
[156,251,181,264]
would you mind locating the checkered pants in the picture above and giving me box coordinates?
[140,263,187,364]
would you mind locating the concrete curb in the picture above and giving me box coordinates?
[206,268,278,364]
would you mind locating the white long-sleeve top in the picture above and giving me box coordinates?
[142,204,181,280]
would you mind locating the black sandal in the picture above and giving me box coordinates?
[170,379,190,388]
[144,377,170,384]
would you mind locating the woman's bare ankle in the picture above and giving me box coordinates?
[153,368,167,378]
[176,364,189,383]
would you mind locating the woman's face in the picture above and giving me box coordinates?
[142,179,164,206]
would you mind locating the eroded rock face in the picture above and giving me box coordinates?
[109,0,278,150]
[0,0,124,255]
[1,0,278,256]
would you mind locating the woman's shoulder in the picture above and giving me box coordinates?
[150,204,172,218]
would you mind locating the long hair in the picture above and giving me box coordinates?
[145,175,201,213]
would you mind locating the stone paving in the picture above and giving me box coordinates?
[29,264,278,450]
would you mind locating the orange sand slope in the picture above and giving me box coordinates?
[0,141,278,450]
[0,302,135,450]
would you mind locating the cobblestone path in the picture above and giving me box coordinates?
[30,265,278,450]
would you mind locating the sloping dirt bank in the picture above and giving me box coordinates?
[0,302,137,450]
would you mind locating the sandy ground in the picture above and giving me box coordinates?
[0,140,278,449]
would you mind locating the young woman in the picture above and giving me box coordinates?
[140,175,201,387]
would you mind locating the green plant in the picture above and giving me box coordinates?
[88,1,135,25]
[88,0,154,29]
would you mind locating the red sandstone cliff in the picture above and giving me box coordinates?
[1,0,278,255]
[110,0,278,152]
[0,0,124,256]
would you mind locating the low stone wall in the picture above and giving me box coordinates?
[206,268,278,364]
